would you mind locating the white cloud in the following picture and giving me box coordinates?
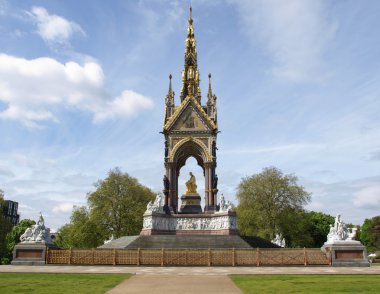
[0,105,57,128]
[52,203,74,213]
[234,0,337,82]
[93,90,154,123]
[353,185,380,209]
[29,6,85,44]
[0,54,154,127]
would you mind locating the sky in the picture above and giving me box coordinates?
[1,0,379,230]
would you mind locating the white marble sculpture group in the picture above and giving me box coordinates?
[218,194,235,213]
[20,213,52,244]
[145,193,164,213]
[271,233,286,248]
[325,214,357,244]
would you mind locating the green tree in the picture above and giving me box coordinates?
[2,219,35,264]
[87,168,155,238]
[0,191,12,263]
[236,167,311,245]
[361,216,380,253]
[304,211,334,247]
[56,168,155,248]
[277,208,313,248]
[54,206,103,248]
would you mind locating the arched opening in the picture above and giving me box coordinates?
[178,157,205,210]
[164,138,216,214]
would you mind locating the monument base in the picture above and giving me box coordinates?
[11,243,54,266]
[180,192,202,214]
[322,241,370,267]
[141,211,238,236]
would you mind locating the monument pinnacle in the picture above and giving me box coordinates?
[180,5,201,103]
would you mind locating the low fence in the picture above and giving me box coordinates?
[46,248,330,266]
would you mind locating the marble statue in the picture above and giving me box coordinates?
[164,141,169,157]
[271,233,286,248]
[218,194,235,213]
[145,193,164,213]
[20,213,52,244]
[212,141,217,157]
[326,214,357,243]
[104,234,115,244]
[163,175,169,191]
[213,174,218,189]
[186,172,197,193]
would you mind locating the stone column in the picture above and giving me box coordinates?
[167,164,173,208]
[208,166,213,206]
[173,168,178,212]
[204,163,216,213]
[204,167,209,208]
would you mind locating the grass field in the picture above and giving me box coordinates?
[230,275,380,294]
[0,273,130,294]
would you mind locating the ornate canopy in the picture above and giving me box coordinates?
[162,7,219,214]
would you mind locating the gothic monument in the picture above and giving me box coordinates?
[141,7,237,236]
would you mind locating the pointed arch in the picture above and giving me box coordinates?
[171,137,212,173]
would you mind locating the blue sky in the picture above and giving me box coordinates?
[1,0,379,230]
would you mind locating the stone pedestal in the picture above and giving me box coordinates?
[11,243,52,265]
[204,205,217,213]
[180,192,202,214]
[322,241,370,267]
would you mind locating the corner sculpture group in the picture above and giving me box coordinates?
[20,213,52,244]
[326,214,357,242]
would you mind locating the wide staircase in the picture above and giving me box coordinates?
[99,235,278,249]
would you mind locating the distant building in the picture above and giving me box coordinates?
[2,200,20,226]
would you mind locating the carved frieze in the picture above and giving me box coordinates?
[143,213,237,231]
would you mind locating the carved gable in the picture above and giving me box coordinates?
[164,96,216,132]
[173,105,209,131]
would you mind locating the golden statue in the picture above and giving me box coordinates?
[186,172,197,193]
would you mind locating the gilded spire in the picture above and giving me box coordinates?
[207,73,213,105]
[164,74,175,123]
[167,74,174,103]
[206,73,217,122]
[180,6,201,103]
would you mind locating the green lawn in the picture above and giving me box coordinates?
[0,273,130,294]
[231,275,380,294]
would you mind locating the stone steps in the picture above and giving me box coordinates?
[99,235,277,249]
[99,236,140,249]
